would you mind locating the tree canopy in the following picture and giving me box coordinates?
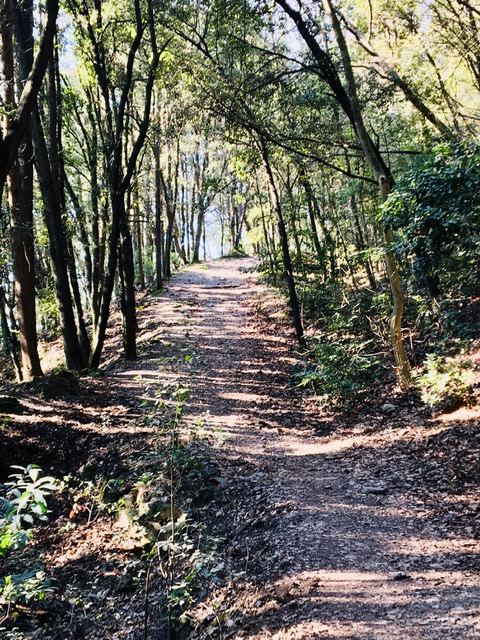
[0,0,479,384]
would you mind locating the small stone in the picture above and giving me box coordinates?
[362,485,387,495]
[380,403,396,415]
[391,572,411,581]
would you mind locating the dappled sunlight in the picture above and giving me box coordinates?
[389,537,480,555]
[8,256,480,638]
[283,436,360,456]
[238,568,480,638]
[123,258,480,638]
[219,391,272,402]
[275,420,458,457]
[114,369,165,380]
[438,406,480,423]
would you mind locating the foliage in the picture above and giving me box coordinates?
[153,522,223,624]
[0,465,59,557]
[382,142,480,298]
[416,353,474,411]
[0,570,55,607]
[296,337,382,407]
[0,467,58,627]
[145,378,222,628]
[409,294,478,346]
[36,286,60,338]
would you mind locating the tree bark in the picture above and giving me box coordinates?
[276,0,409,386]
[322,0,410,387]
[2,0,43,380]
[71,0,160,368]
[0,284,21,380]
[22,21,87,371]
[298,164,324,266]
[31,105,86,370]
[154,140,164,289]
[0,0,59,202]
[259,138,305,346]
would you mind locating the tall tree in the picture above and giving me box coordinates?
[66,0,161,368]
[1,0,59,379]
[13,5,89,371]
[274,0,410,386]
[0,0,59,202]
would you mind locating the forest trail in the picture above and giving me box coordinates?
[121,257,480,639]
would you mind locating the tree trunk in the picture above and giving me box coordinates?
[351,193,376,289]
[30,105,86,371]
[259,139,305,346]
[380,178,410,385]
[298,165,324,265]
[3,0,43,380]
[154,141,164,289]
[192,206,205,263]
[0,284,22,381]
[0,0,59,204]
[113,188,137,361]
[131,183,145,290]
[282,0,410,386]
[66,235,91,360]
[8,158,44,379]
[119,220,137,360]
[323,0,410,387]
[89,213,121,369]
[159,166,175,277]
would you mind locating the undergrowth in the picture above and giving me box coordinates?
[0,465,59,630]
[260,254,479,410]
[0,362,223,638]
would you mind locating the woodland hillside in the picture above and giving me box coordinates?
[1,0,480,638]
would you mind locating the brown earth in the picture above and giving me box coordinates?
[1,257,480,639]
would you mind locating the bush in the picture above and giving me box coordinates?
[382,141,480,299]
[0,465,59,557]
[417,353,474,411]
[295,337,382,407]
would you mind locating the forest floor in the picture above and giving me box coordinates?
[2,257,480,639]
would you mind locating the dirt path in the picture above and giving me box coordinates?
[4,257,480,640]
[120,257,480,639]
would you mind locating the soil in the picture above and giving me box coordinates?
[2,256,480,639]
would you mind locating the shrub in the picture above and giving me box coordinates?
[382,141,480,299]
[295,337,382,407]
[417,353,474,411]
[0,465,59,557]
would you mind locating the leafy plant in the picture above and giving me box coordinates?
[417,353,474,411]
[0,570,55,606]
[382,141,480,299]
[0,465,59,557]
[162,529,223,624]
[295,337,381,407]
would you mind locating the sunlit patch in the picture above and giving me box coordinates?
[114,369,164,379]
[279,421,456,457]
[387,537,480,555]
[219,391,271,402]
[437,407,480,423]
[284,437,360,456]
